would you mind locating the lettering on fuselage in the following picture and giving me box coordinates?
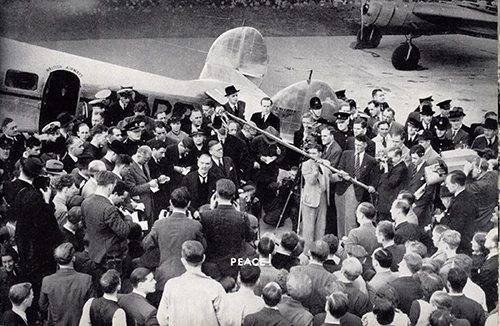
[46,65,83,78]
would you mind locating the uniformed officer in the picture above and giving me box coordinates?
[431,117,454,153]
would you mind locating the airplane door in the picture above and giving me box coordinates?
[39,70,80,131]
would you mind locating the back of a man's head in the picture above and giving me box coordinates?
[322,234,339,255]
[54,242,75,266]
[286,271,312,302]
[239,265,261,286]
[100,269,121,294]
[377,221,395,241]
[88,160,106,178]
[130,267,152,288]
[257,237,275,256]
[309,240,330,262]
[373,248,393,269]
[95,170,118,186]
[441,230,461,250]
[403,253,423,274]
[326,292,349,319]
[447,267,467,293]
[9,282,32,306]
[430,291,452,310]
[216,179,236,200]
[262,282,282,307]
[341,257,363,281]
[181,240,205,266]
[170,186,191,209]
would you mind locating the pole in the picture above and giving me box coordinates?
[221,110,375,191]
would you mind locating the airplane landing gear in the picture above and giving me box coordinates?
[391,35,420,70]
[356,25,382,49]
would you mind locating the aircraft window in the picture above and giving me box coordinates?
[5,69,38,91]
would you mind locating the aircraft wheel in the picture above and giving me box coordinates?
[356,25,382,48]
[391,43,420,70]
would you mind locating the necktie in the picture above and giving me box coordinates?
[219,159,224,168]
[382,137,387,148]
[411,165,418,179]
[354,153,361,180]
[199,175,207,184]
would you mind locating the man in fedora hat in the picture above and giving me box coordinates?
[8,156,62,314]
[446,107,471,148]
[223,85,246,120]
[472,118,498,157]
[0,137,13,183]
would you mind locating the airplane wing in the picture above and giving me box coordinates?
[413,2,497,38]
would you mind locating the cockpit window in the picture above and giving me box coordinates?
[4,69,39,90]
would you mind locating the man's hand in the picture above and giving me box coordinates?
[149,179,159,188]
[338,171,351,181]
[253,162,260,169]
[158,175,170,184]
[367,186,376,194]
[40,187,51,204]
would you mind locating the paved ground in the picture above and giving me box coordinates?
[35,33,497,125]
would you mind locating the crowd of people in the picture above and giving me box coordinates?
[0,84,497,326]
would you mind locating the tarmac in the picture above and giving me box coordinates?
[35,33,497,126]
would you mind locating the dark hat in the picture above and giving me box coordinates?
[212,118,223,130]
[263,126,280,145]
[56,112,75,128]
[190,130,207,137]
[224,85,240,97]
[448,107,466,119]
[41,121,61,134]
[407,117,423,130]
[45,159,65,175]
[241,184,256,193]
[108,140,128,155]
[309,97,322,110]
[172,102,187,116]
[0,137,13,149]
[20,156,44,176]
[335,89,346,99]
[67,195,85,208]
[124,121,141,132]
[435,117,450,130]
[420,105,435,116]
[181,137,195,151]
[419,95,434,103]
[334,111,350,120]
[416,130,433,142]
[95,89,112,99]
[483,118,498,130]
[436,99,452,108]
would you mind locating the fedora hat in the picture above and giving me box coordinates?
[420,105,435,116]
[263,126,280,145]
[108,140,128,155]
[20,156,44,177]
[483,118,498,130]
[45,159,65,175]
[56,112,75,128]
[224,85,239,97]
[448,107,466,119]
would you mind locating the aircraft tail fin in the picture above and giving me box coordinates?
[199,27,269,88]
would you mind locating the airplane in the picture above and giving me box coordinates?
[0,27,344,143]
[355,0,497,70]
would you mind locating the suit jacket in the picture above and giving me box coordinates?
[450,294,486,326]
[81,178,97,198]
[142,212,204,289]
[81,194,133,264]
[124,160,154,222]
[0,311,28,326]
[118,292,159,326]
[472,134,498,157]
[446,128,471,148]
[385,243,405,272]
[210,156,239,189]
[377,161,409,214]
[301,159,330,208]
[394,221,432,249]
[290,264,337,315]
[390,276,423,315]
[321,141,342,168]
[346,136,376,157]
[243,307,289,326]
[466,171,497,231]
[440,189,478,254]
[345,223,380,255]
[181,170,222,210]
[477,254,498,312]
[61,152,78,173]
[105,101,134,127]
[39,267,94,326]
[335,150,380,202]
[164,143,196,187]
[250,112,280,133]
[209,134,251,176]
[224,100,246,120]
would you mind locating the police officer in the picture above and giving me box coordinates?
[431,117,455,153]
